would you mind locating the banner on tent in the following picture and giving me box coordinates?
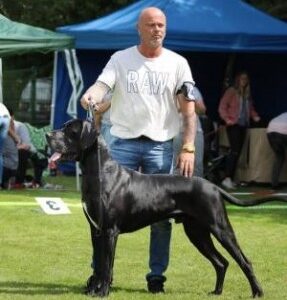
[0,58,2,103]
[64,49,84,119]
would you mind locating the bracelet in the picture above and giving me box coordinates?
[182,143,195,153]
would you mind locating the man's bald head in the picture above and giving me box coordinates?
[137,7,166,51]
[138,7,166,25]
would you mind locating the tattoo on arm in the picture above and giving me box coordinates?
[182,112,196,144]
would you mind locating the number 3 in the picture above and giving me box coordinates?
[46,200,60,210]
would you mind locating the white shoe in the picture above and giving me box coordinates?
[221,177,236,190]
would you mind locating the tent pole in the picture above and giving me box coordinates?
[0,58,3,103]
[50,51,58,129]
[222,53,236,91]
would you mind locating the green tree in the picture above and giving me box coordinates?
[0,0,135,30]
[1,0,286,32]
[245,0,287,20]
[0,0,135,75]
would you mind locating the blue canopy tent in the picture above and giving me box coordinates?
[58,0,287,52]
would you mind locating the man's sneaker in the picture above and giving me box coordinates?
[221,177,236,190]
[147,278,165,294]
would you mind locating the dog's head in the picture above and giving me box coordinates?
[46,119,98,162]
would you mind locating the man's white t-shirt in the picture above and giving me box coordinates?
[97,46,194,142]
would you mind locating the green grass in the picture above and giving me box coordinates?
[0,175,286,299]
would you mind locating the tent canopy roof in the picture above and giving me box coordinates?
[0,14,74,57]
[58,0,287,53]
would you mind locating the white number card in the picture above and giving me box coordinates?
[35,197,71,215]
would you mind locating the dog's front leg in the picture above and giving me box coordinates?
[86,227,118,297]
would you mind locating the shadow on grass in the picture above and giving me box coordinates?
[0,281,82,296]
[0,281,149,296]
[111,286,147,294]
[227,208,287,224]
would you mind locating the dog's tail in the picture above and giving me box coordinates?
[219,187,287,206]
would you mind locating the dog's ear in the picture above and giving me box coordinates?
[80,121,98,150]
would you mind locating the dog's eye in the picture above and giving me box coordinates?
[70,130,79,138]
[65,129,79,139]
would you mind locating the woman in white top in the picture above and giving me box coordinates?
[266,112,287,189]
[0,103,10,187]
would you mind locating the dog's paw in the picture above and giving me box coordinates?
[252,289,264,298]
[84,275,100,296]
[95,285,110,297]
[208,289,222,296]
[84,275,110,297]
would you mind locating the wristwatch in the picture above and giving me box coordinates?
[182,143,195,153]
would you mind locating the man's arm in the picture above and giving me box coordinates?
[17,122,35,152]
[8,119,21,145]
[80,81,110,110]
[177,94,197,178]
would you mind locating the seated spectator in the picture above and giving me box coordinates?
[266,112,287,189]
[6,108,50,188]
[24,122,51,186]
[0,103,11,189]
[1,115,19,189]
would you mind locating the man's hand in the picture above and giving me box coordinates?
[226,119,234,126]
[80,93,93,110]
[177,152,195,178]
[80,81,110,110]
[17,143,30,151]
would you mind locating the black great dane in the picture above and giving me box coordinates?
[46,119,286,298]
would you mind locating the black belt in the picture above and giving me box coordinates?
[135,136,172,143]
[136,135,153,141]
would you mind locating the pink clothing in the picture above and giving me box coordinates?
[218,87,259,125]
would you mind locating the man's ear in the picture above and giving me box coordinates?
[136,23,141,36]
[80,120,98,151]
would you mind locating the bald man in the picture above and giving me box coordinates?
[81,7,197,293]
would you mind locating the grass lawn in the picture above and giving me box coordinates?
[0,175,286,299]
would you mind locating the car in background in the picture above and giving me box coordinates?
[18,77,52,125]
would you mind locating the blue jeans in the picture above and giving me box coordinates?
[100,123,116,150]
[0,116,10,185]
[109,136,173,282]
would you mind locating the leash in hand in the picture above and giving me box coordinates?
[87,98,99,124]
[85,98,103,234]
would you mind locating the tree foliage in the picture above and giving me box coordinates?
[0,0,136,73]
[0,0,286,33]
[0,0,136,30]
[245,0,287,20]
